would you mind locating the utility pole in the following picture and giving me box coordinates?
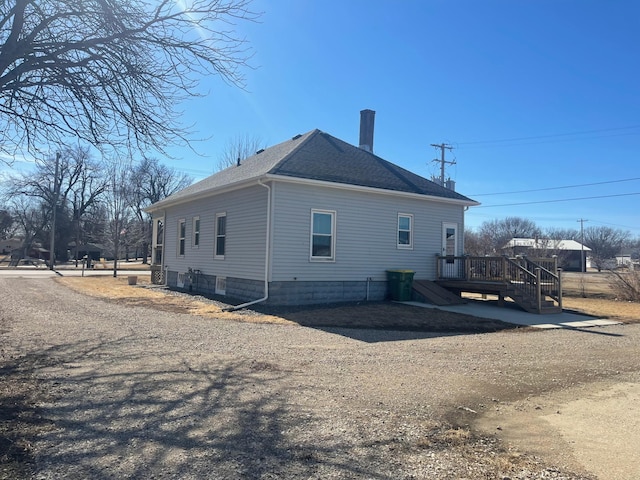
[577,218,588,297]
[431,143,455,186]
[49,152,61,271]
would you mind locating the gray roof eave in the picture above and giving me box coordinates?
[143,176,266,213]
[144,172,481,214]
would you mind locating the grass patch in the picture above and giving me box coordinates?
[55,276,294,325]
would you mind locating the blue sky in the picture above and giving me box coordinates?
[164,0,640,236]
[11,1,640,236]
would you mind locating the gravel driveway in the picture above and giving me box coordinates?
[2,278,639,479]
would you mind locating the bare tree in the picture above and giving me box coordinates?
[217,133,265,171]
[463,229,493,256]
[0,0,258,162]
[583,226,631,272]
[68,148,109,265]
[129,157,192,263]
[4,146,107,263]
[6,196,49,259]
[476,217,542,254]
[104,157,133,277]
[0,210,16,240]
[544,227,580,242]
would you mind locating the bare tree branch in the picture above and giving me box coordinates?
[0,0,259,162]
[217,132,265,171]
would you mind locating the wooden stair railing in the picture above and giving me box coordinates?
[503,258,560,314]
[520,257,563,310]
[436,255,562,314]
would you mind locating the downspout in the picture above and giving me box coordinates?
[225,180,271,311]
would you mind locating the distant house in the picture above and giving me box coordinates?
[502,237,591,272]
[1,238,22,255]
[145,110,478,306]
[615,253,632,268]
[68,242,103,261]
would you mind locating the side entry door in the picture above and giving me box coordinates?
[441,223,460,278]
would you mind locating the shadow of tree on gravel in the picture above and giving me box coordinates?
[1,336,415,479]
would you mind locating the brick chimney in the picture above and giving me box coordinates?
[359,109,375,152]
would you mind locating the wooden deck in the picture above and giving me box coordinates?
[432,256,563,314]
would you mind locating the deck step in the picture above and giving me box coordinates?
[507,292,561,314]
[412,280,467,306]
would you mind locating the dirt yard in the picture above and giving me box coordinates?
[1,274,639,479]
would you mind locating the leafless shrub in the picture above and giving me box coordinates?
[608,268,640,302]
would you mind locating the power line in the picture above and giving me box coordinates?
[474,192,640,208]
[457,131,640,149]
[465,210,638,231]
[588,219,639,231]
[456,125,640,147]
[470,177,640,197]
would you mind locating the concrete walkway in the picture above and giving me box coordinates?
[402,300,621,329]
[0,268,150,279]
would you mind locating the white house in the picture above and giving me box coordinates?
[502,237,591,272]
[146,111,478,306]
[1,238,22,255]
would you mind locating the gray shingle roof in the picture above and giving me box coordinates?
[148,129,477,210]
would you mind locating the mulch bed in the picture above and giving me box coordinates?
[253,301,520,333]
[155,288,520,333]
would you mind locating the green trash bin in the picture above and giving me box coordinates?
[386,269,415,301]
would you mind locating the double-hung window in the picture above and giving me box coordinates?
[192,217,200,248]
[397,213,413,249]
[310,209,336,261]
[178,219,186,256]
[215,213,226,259]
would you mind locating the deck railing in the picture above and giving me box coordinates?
[521,257,563,309]
[436,255,562,310]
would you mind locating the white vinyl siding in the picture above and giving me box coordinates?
[161,186,267,280]
[397,213,413,249]
[270,182,465,282]
[160,181,465,284]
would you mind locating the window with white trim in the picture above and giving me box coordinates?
[310,210,335,261]
[214,213,226,259]
[192,216,200,248]
[397,213,413,249]
[178,219,186,256]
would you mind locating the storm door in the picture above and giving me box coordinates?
[441,223,461,278]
